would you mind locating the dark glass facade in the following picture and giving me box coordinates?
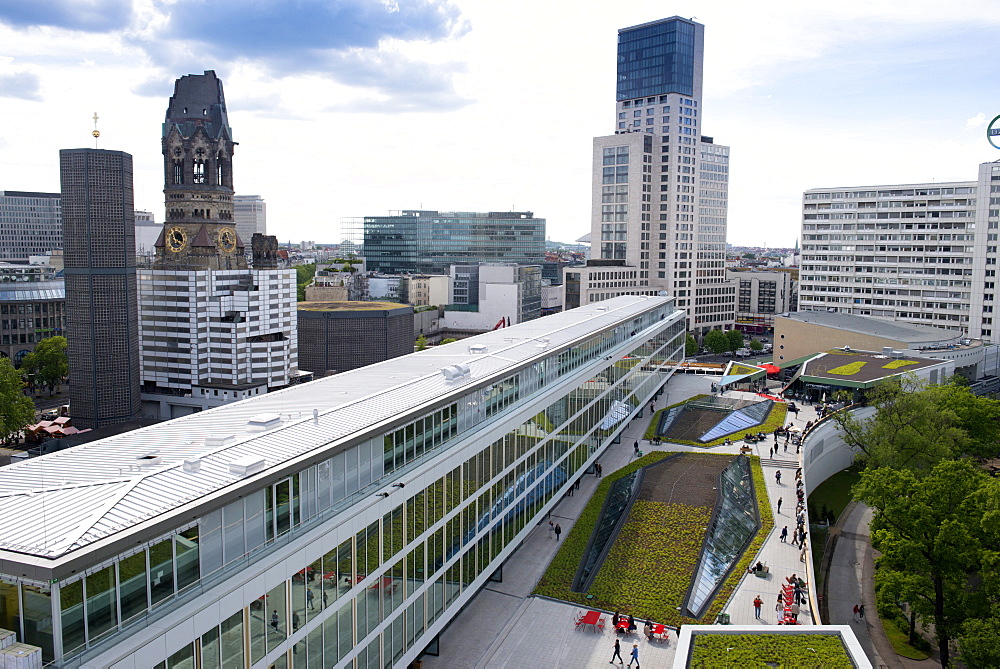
[357,211,545,275]
[617,18,698,100]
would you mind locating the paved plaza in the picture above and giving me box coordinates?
[422,372,869,668]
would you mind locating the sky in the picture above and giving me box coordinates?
[0,0,999,249]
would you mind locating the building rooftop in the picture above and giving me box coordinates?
[800,350,948,386]
[0,295,673,563]
[779,311,965,346]
[297,301,409,312]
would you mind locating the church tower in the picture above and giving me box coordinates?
[156,70,245,269]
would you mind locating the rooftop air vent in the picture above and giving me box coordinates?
[135,452,161,466]
[183,457,203,474]
[205,434,236,447]
[440,364,471,381]
[246,413,282,430]
[596,305,608,312]
[468,344,488,355]
[229,456,266,477]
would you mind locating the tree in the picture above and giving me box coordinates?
[725,329,744,353]
[684,334,698,357]
[854,460,990,668]
[295,263,317,301]
[703,329,728,355]
[748,339,763,352]
[0,358,34,444]
[439,338,457,345]
[742,252,756,259]
[21,336,67,396]
[415,335,428,351]
[831,376,969,471]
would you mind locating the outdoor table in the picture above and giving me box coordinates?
[579,610,601,632]
[652,623,668,642]
[616,619,632,635]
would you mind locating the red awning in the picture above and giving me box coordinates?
[760,363,781,374]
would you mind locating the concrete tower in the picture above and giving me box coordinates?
[60,148,141,428]
[157,70,245,269]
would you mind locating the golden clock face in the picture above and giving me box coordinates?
[218,227,237,253]
[166,226,188,253]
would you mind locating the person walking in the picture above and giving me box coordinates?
[775,470,782,484]
[776,497,783,514]
[859,604,865,619]
[270,610,280,634]
[780,526,788,543]
[610,637,624,665]
[628,643,640,668]
[633,440,640,456]
[306,587,315,610]
[548,520,555,539]
[554,523,562,541]
[753,596,763,619]
[852,604,859,620]
[789,602,800,622]
[598,463,603,477]
[322,589,328,607]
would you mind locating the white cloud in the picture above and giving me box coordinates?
[966,112,987,130]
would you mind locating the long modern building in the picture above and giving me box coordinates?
[565,17,735,335]
[60,148,142,429]
[0,295,685,668]
[799,161,1000,341]
[344,210,546,275]
[0,190,62,260]
[0,263,65,364]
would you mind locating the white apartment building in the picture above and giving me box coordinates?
[566,18,735,336]
[139,268,300,419]
[234,195,267,245]
[799,161,1000,341]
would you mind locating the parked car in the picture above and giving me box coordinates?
[735,348,752,357]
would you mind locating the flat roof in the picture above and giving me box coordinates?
[778,311,964,345]
[297,301,409,312]
[0,296,675,561]
[801,350,948,385]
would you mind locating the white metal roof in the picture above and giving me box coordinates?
[0,296,674,560]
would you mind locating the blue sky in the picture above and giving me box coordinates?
[0,0,998,247]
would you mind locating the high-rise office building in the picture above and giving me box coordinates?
[566,17,735,335]
[234,194,266,248]
[60,148,141,428]
[345,210,546,274]
[139,71,300,419]
[0,190,62,260]
[798,162,1000,341]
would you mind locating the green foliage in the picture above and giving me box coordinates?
[295,262,317,301]
[685,334,699,357]
[882,359,919,370]
[21,335,67,392]
[439,338,457,345]
[0,358,33,443]
[958,617,1000,668]
[725,329,744,352]
[827,361,866,375]
[854,460,991,668]
[832,375,977,470]
[689,634,853,668]
[703,330,728,355]
[880,614,932,660]
[533,453,772,627]
[748,339,763,352]
[643,394,709,440]
[415,335,428,351]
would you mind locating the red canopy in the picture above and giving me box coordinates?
[760,363,781,374]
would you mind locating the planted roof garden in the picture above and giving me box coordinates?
[688,633,854,668]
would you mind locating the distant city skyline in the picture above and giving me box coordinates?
[0,1,999,248]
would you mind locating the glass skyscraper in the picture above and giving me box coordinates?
[616,17,700,100]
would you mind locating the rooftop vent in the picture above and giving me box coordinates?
[183,457,203,474]
[135,452,161,466]
[229,456,266,477]
[596,305,608,312]
[205,434,236,447]
[468,344,488,355]
[440,364,471,381]
[246,413,282,430]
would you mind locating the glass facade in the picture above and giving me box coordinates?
[3,301,684,668]
[572,469,640,591]
[617,19,697,100]
[350,210,546,275]
[685,455,759,617]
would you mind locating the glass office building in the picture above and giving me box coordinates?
[344,210,545,275]
[0,295,684,668]
[617,17,700,101]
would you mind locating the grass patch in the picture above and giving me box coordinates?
[643,394,709,440]
[689,633,853,667]
[827,361,866,375]
[808,467,861,524]
[533,453,772,627]
[882,359,919,370]
[882,616,932,660]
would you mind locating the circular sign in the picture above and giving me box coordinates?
[989,114,1000,150]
